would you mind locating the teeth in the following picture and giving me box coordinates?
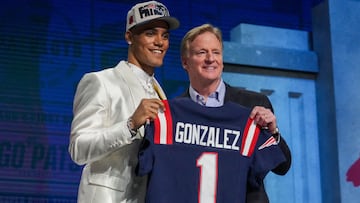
[153,50,162,54]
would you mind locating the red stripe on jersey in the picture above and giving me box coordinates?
[154,100,173,145]
[248,124,260,156]
[154,111,161,144]
[240,118,260,156]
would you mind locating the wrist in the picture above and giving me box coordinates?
[271,127,279,135]
[127,117,138,137]
[271,127,281,143]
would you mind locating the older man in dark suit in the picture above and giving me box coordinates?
[180,23,291,203]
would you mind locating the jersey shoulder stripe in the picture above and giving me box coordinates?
[241,118,260,156]
[154,100,173,144]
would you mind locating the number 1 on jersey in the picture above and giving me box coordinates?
[197,152,218,203]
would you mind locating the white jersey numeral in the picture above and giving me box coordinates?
[196,152,218,203]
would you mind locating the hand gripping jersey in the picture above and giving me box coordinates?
[137,97,285,203]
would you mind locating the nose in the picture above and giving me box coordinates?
[154,35,164,47]
[205,52,214,62]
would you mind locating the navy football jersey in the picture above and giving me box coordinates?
[137,97,285,203]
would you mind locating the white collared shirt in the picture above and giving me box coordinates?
[189,79,226,107]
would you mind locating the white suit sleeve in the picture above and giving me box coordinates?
[68,73,135,165]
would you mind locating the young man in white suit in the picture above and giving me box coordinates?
[68,1,179,202]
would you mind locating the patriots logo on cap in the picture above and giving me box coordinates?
[139,3,167,19]
[258,136,278,150]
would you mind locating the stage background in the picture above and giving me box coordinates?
[1,0,359,202]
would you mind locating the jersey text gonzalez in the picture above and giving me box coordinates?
[175,121,241,151]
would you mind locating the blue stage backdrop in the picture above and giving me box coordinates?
[0,0,319,201]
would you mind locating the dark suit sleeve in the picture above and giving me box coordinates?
[254,93,292,175]
[272,136,291,175]
[259,95,291,175]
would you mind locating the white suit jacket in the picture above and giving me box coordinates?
[69,61,166,203]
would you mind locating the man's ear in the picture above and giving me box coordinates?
[125,31,132,45]
[181,56,188,70]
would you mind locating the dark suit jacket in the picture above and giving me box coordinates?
[181,83,292,203]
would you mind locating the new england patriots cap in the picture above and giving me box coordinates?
[126,1,180,31]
